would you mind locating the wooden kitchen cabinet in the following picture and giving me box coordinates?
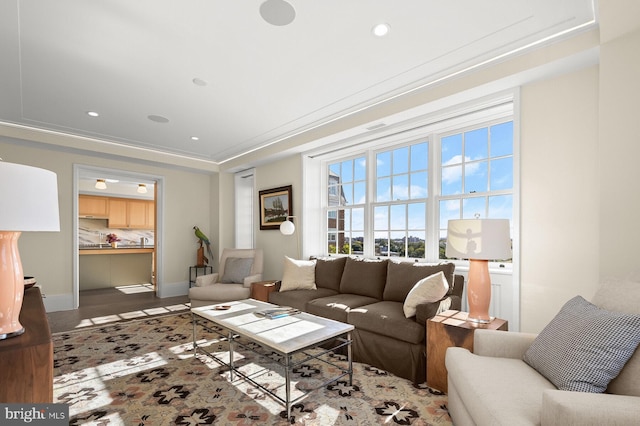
[108,198,154,229]
[79,194,109,218]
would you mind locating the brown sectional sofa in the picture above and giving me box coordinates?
[268,256,464,384]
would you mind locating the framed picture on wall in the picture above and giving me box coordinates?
[259,185,293,230]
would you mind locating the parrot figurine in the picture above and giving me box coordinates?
[193,226,214,264]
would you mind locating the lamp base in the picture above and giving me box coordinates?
[0,231,25,340]
[467,259,492,324]
[466,316,493,324]
[0,327,25,340]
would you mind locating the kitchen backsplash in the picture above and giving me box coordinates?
[79,218,155,246]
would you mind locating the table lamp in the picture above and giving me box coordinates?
[0,161,60,340]
[446,218,511,323]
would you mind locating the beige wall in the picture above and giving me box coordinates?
[252,155,302,280]
[599,27,640,279]
[0,137,215,310]
[519,66,600,332]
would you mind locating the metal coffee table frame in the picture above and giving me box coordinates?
[192,300,353,419]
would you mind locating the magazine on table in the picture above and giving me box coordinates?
[255,307,300,319]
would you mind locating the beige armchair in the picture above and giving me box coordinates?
[189,248,263,307]
[445,277,640,425]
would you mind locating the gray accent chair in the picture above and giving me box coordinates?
[189,248,263,307]
[445,277,640,425]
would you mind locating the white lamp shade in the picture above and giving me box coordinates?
[280,219,295,235]
[0,162,60,231]
[446,219,511,260]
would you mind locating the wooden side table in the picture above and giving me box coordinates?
[0,287,53,402]
[250,280,278,302]
[426,310,508,393]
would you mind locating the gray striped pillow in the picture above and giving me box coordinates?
[523,295,640,393]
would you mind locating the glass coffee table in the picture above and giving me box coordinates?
[191,299,353,419]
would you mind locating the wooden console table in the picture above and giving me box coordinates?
[426,310,508,393]
[0,287,53,402]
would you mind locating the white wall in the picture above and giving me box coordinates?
[519,66,600,332]
[0,137,214,310]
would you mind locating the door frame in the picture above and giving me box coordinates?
[73,164,165,308]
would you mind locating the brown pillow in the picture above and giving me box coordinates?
[339,257,388,299]
[383,261,455,302]
[315,257,347,291]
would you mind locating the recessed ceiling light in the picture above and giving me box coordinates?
[148,115,169,123]
[259,0,296,26]
[372,23,390,37]
[192,78,208,87]
[191,136,200,141]
[87,111,99,117]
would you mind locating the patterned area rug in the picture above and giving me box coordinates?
[53,312,452,425]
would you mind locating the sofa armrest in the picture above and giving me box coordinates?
[243,273,263,288]
[415,296,453,326]
[473,329,538,358]
[541,389,640,426]
[194,273,219,287]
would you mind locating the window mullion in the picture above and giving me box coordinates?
[425,131,439,261]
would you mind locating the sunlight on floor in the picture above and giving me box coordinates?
[115,283,155,294]
[74,303,190,329]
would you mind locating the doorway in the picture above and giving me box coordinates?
[73,165,164,309]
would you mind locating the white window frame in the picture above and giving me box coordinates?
[313,95,515,264]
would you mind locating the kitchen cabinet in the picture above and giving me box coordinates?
[108,198,154,229]
[79,195,109,218]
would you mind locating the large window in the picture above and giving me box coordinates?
[439,121,513,260]
[374,142,428,258]
[327,157,365,254]
[325,118,514,261]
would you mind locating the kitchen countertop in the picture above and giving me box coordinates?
[79,245,154,255]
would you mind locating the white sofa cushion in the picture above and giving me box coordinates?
[446,347,556,425]
[280,256,317,291]
[522,295,640,393]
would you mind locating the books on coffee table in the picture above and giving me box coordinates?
[255,307,300,319]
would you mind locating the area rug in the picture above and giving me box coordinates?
[53,312,452,425]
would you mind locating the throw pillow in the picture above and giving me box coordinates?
[280,256,317,291]
[523,295,640,393]
[402,271,449,318]
[220,257,254,283]
[194,273,216,287]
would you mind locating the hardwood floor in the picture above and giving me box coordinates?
[47,284,190,333]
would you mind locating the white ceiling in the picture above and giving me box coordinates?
[0,0,596,165]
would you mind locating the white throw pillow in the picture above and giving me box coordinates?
[280,256,317,291]
[195,274,216,287]
[403,271,449,318]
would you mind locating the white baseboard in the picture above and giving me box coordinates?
[157,281,189,298]
[41,291,75,312]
